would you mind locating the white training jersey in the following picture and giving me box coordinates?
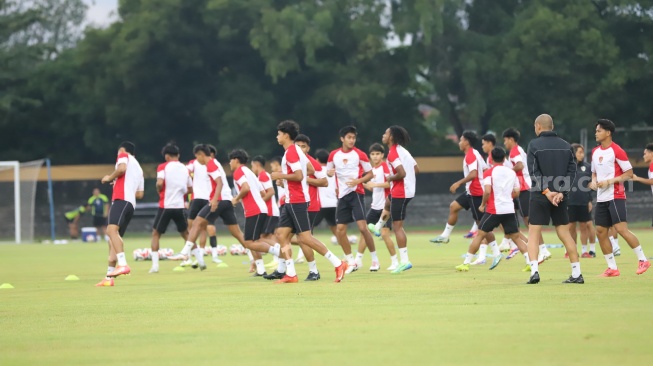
[327,147,373,198]
[112,152,144,208]
[233,166,268,217]
[214,158,233,201]
[156,161,192,209]
[486,156,512,169]
[463,148,486,196]
[319,174,337,208]
[483,165,519,215]
[591,142,632,202]
[282,144,310,204]
[387,144,416,199]
[277,184,286,207]
[259,171,280,217]
[371,162,391,210]
[509,145,532,191]
[187,159,211,200]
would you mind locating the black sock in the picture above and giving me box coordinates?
[210,236,217,248]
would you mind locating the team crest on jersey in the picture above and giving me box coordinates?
[598,157,603,163]
[343,159,348,165]
[581,166,586,171]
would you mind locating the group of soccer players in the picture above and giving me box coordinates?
[95,121,416,286]
[94,115,651,287]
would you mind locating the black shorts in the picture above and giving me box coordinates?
[336,192,367,224]
[107,200,135,237]
[188,199,208,220]
[529,199,569,226]
[153,208,188,234]
[568,205,592,223]
[313,207,337,228]
[390,197,412,221]
[594,200,627,228]
[455,193,471,210]
[366,208,391,229]
[262,215,279,235]
[516,191,530,218]
[197,201,239,226]
[244,214,267,241]
[279,202,311,234]
[93,216,107,227]
[478,213,520,234]
[468,195,483,222]
[309,211,319,232]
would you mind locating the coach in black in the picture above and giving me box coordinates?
[525,114,583,284]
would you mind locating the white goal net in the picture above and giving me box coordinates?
[0,160,45,243]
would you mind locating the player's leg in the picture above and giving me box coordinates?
[334,195,355,269]
[105,201,134,278]
[431,194,467,243]
[96,238,118,286]
[550,202,583,282]
[391,198,413,273]
[369,196,391,236]
[585,220,597,257]
[525,199,551,283]
[608,226,621,255]
[380,227,397,270]
[150,208,169,273]
[610,201,650,274]
[594,201,620,276]
[457,230,488,272]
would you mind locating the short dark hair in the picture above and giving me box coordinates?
[646,143,653,152]
[491,147,506,163]
[388,125,410,146]
[339,125,357,138]
[277,120,300,140]
[119,141,135,155]
[482,134,496,146]
[596,119,616,134]
[315,149,329,164]
[461,130,478,147]
[295,134,311,145]
[252,155,266,166]
[161,144,179,157]
[207,144,217,156]
[502,128,520,142]
[369,143,384,154]
[570,143,584,155]
[228,149,249,164]
[269,156,282,165]
[193,144,211,156]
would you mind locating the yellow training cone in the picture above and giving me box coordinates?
[0,283,15,289]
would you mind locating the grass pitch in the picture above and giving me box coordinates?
[2,230,653,365]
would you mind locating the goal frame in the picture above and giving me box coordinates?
[0,161,21,243]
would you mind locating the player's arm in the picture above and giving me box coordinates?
[232,182,250,205]
[261,187,275,201]
[272,169,303,182]
[512,161,524,172]
[136,176,145,200]
[365,181,390,190]
[101,163,126,183]
[346,169,373,188]
[414,164,420,174]
[479,183,491,212]
[307,176,327,187]
[602,169,633,186]
[388,165,406,182]
[103,197,109,217]
[156,178,164,193]
[632,174,653,185]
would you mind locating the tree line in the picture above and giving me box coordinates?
[1,0,652,164]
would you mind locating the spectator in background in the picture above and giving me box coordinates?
[64,204,87,240]
[88,188,109,241]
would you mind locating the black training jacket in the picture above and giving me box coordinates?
[568,161,594,206]
[526,131,577,202]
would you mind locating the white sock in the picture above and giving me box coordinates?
[539,244,547,253]
[399,247,409,264]
[268,245,280,257]
[509,239,518,250]
[633,246,647,261]
[477,244,488,260]
[610,237,620,251]
[581,245,587,254]
[441,224,455,238]
[324,251,342,267]
[246,249,254,261]
[151,251,159,268]
[355,252,364,262]
[390,254,398,264]
[345,254,355,265]
[523,253,529,264]
[589,243,596,252]
[604,254,618,270]
[181,241,194,256]
[277,259,287,273]
[192,248,205,265]
[211,247,218,258]
[285,259,297,277]
[255,259,265,274]
[571,262,581,278]
[370,251,378,262]
[308,261,318,274]
[489,241,500,256]
[116,252,127,266]
[470,222,478,233]
[464,252,474,265]
[107,266,115,276]
[375,219,387,232]
[530,261,539,275]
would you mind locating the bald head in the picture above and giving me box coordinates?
[535,114,553,131]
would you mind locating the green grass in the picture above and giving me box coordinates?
[2,230,653,365]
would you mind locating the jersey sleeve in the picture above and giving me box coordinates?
[357,149,373,172]
[259,172,273,190]
[286,146,302,172]
[614,145,633,172]
[509,146,522,164]
[388,148,403,169]
[233,168,247,187]
[482,168,492,186]
[156,163,166,180]
[206,160,220,180]
[116,152,129,165]
[382,162,390,178]
[87,196,95,205]
[326,150,336,171]
[465,151,478,172]
[137,175,144,192]
[101,194,109,203]
[312,160,327,179]
[186,160,195,172]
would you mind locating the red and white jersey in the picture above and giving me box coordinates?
[591,142,632,202]
[483,165,519,215]
[371,162,390,210]
[509,145,532,191]
[387,144,416,199]
[233,166,268,217]
[464,148,485,196]
[112,152,144,207]
[187,159,210,200]
[307,155,327,212]
[486,156,512,169]
[258,171,280,217]
[318,173,337,208]
[327,147,372,198]
[282,144,310,204]
[649,163,653,195]
[156,161,192,209]
[277,184,286,207]
[215,158,233,201]
[205,159,233,201]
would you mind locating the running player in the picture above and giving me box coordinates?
[150,144,193,273]
[456,147,527,272]
[266,120,347,283]
[327,126,376,273]
[251,155,280,248]
[632,143,653,226]
[313,149,338,242]
[567,143,597,258]
[96,141,144,286]
[589,119,650,277]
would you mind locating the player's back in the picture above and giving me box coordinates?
[486,165,517,215]
[159,161,190,209]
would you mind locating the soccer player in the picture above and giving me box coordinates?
[456,147,528,272]
[567,143,597,258]
[251,155,280,247]
[96,141,144,286]
[632,143,653,226]
[525,114,583,284]
[263,156,284,269]
[229,149,279,277]
[88,188,109,241]
[327,126,376,273]
[266,120,347,283]
[313,148,338,241]
[149,144,193,273]
[64,204,86,240]
[503,127,552,262]
[589,119,650,277]
[362,143,398,271]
